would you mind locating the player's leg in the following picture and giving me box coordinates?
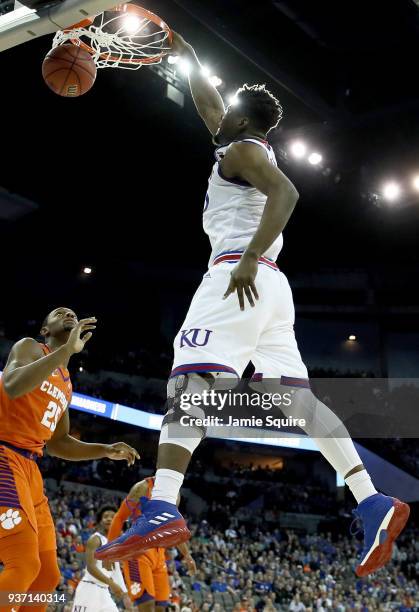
[96,263,264,560]
[0,448,43,609]
[152,555,170,612]
[0,516,41,609]
[130,557,156,611]
[152,262,266,519]
[252,268,410,576]
[19,490,60,612]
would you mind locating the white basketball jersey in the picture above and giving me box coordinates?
[81,532,113,587]
[203,138,284,267]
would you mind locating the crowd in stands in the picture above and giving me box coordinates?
[40,444,419,612]
[41,454,341,520]
[185,472,348,520]
[46,481,418,611]
[0,335,418,610]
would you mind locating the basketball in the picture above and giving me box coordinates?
[42,44,97,97]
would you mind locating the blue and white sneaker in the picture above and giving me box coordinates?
[351,493,410,577]
[95,499,191,562]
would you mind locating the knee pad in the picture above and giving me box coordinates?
[163,372,239,435]
[163,373,215,437]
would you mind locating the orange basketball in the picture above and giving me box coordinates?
[42,44,97,97]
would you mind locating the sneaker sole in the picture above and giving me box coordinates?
[355,498,410,577]
[95,520,191,562]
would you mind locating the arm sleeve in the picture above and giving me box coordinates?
[107,498,131,541]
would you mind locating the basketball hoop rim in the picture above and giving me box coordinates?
[66,4,173,66]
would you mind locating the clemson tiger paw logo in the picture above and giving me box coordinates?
[130,582,141,595]
[0,509,22,530]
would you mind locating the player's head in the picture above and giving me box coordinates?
[97,505,117,530]
[214,84,283,146]
[40,307,78,340]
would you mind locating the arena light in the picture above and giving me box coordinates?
[308,152,323,166]
[201,65,211,77]
[228,94,239,106]
[178,58,191,75]
[412,175,419,191]
[348,335,357,341]
[208,75,222,87]
[122,15,142,33]
[382,181,401,202]
[83,267,92,275]
[167,55,179,64]
[79,366,84,372]
[289,141,307,159]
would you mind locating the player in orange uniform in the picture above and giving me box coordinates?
[108,477,195,611]
[0,307,140,611]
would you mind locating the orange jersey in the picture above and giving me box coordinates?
[0,344,72,455]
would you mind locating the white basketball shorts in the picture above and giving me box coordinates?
[71,580,119,612]
[171,259,308,382]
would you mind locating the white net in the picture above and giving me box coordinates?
[52,6,171,69]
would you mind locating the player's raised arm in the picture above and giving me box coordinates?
[169,31,225,135]
[2,338,68,399]
[107,480,148,541]
[46,408,140,464]
[2,317,96,399]
[222,142,299,309]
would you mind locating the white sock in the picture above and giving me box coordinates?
[345,469,378,504]
[151,468,184,505]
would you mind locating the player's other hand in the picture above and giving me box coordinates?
[223,252,259,311]
[65,317,96,355]
[108,578,124,598]
[105,442,140,466]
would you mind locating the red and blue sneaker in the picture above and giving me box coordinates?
[94,499,191,562]
[351,493,410,577]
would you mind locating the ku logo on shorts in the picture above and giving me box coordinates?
[179,328,213,348]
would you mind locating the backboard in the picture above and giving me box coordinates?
[0,0,125,51]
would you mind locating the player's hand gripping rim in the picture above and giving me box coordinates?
[223,254,259,311]
[167,30,192,57]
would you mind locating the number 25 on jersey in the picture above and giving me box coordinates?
[41,400,62,432]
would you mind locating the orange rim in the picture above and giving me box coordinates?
[65,4,172,65]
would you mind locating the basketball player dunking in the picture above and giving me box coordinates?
[96,33,410,577]
[0,308,139,611]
